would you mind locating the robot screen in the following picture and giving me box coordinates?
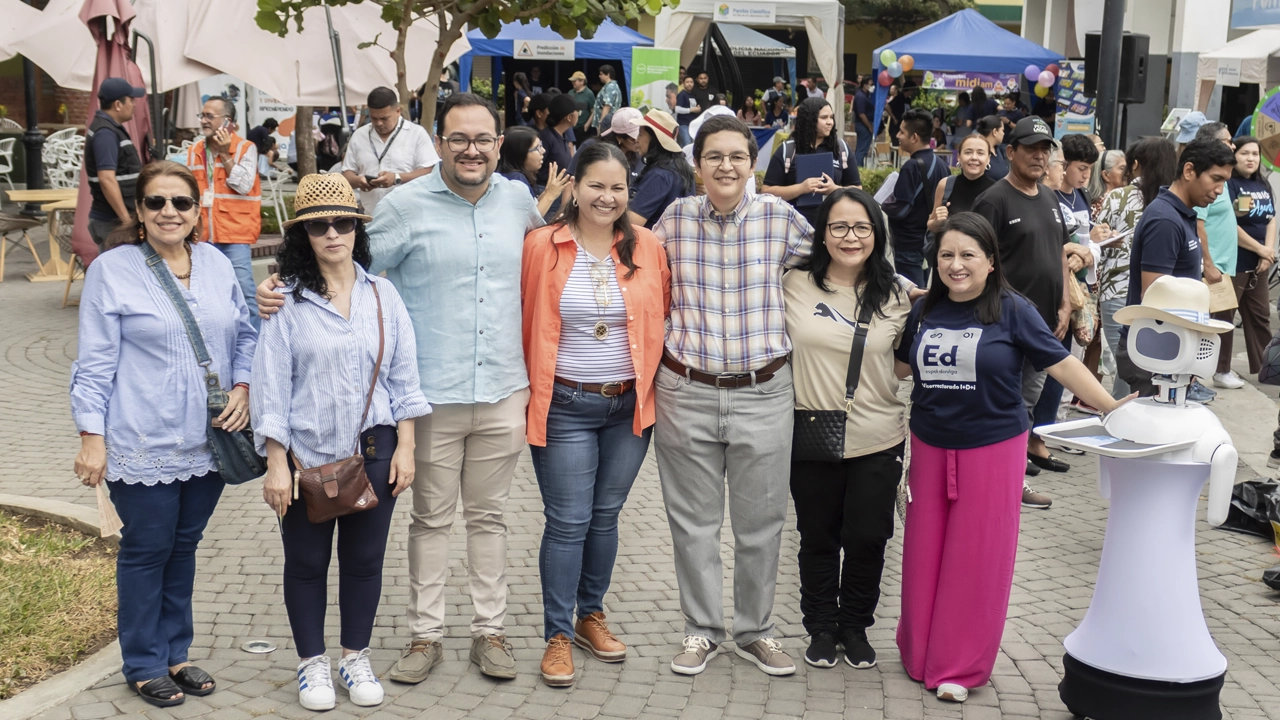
[1127,318,1219,378]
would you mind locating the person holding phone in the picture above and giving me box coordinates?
[341,87,439,217]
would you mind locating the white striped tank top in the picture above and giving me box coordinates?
[554,245,635,383]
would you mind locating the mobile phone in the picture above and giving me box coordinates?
[220,118,231,131]
[364,175,378,183]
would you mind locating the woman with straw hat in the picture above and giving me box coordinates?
[626,108,695,229]
[252,174,430,712]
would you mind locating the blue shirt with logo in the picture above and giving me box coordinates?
[896,292,1070,449]
[1126,187,1204,309]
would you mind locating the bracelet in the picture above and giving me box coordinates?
[79,431,100,437]
[234,383,249,391]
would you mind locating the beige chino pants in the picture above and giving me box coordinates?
[406,388,530,639]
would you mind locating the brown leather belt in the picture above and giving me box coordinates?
[660,353,787,389]
[554,377,635,397]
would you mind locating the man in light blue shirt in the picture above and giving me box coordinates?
[257,94,542,682]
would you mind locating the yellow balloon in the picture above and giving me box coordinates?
[900,55,915,73]
[1035,84,1050,97]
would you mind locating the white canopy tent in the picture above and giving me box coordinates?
[654,0,845,124]
[1195,29,1280,112]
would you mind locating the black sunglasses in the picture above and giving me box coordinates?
[142,195,197,212]
[302,217,357,237]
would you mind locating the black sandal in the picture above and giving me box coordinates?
[170,666,216,696]
[131,675,185,707]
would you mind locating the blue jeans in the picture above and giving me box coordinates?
[1098,297,1130,398]
[855,126,873,169]
[894,245,926,288]
[108,471,224,682]
[211,242,260,331]
[530,384,651,640]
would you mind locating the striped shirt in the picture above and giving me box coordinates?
[555,246,634,382]
[653,192,813,373]
[250,264,431,468]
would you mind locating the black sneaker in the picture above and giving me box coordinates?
[803,631,839,668]
[840,628,877,669]
[1269,451,1280,469]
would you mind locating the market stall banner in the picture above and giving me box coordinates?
[631,47,681,112]
[921,71,1021,94]
[1055,60,1096,138]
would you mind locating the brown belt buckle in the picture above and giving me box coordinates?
[714,374,743,389]
[599,381,623,397]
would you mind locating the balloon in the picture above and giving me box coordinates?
[888,62,903,79]
[1038,70,1056,88]
[878,70,892,87]
[1045,63,1060,77]
[1035,84,1050,97]
[880,49,897,67]
[899,55,915,72]
[1025,64,1041,81]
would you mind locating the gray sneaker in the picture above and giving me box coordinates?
[470,634,517,679]
[670,635,719,675]
[387,639,443,684]
[734,637,796,676]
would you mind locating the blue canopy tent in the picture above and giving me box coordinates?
[871,9,1063,136]
[458,19,652,104]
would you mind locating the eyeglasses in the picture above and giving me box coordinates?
[442,135,498,153]
[827,222,875,239]
[142,195,197,213]
[196,113,227,122]
[531,144,546,154]
[303,217,357,237]
[700,152,752,168]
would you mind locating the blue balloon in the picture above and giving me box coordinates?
[888,62,903,78]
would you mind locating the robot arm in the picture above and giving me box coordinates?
[1205,443,1237,527]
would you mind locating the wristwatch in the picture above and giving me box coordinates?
[394,173,402,185]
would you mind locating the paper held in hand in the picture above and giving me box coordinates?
[1205,277,1238,313]
[96,483,123,538]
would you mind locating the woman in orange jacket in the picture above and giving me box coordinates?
[520,141,670,688]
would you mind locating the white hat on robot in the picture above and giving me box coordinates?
[1114,276,1233,334]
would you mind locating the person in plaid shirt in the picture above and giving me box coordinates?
[652,115,813,678]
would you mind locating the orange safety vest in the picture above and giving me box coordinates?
[186,134,261,244]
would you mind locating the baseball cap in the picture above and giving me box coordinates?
[773,76,784,85]
[98,77,145,105]
[1176,111,1208,144]
[569,71,586,82]
[548,94,578,123]
[1008,116,1055,147]
[600,107,643,139]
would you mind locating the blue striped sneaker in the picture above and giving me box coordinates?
[296,655,334,711]
[337,648,384,707]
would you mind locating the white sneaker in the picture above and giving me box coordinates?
[1213,371,1246,389]
[338,648,384,707]
[297,655,335,711]
[937,683,968,702]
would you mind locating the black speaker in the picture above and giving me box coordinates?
[1083,32,1149,104]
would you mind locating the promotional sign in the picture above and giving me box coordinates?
[1055,60,1096,139]
[1251,86,1280,172]
[1232,0,1280,29]
[251,88,297,156]
[631,47,681,112]
[196,74,247,133]
[1216,58,1243,88]
[715,2,776,24]
[921,71,1021,95]
[514,39,575,60]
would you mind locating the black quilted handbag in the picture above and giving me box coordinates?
[792,301,876,463]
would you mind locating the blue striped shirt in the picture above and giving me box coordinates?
[70,242,257,485]
[250,265,431,467]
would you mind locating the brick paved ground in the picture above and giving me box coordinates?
[2,232,1279,719]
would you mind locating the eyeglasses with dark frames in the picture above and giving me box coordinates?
[826,222,875,240]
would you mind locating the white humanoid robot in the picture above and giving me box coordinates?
[1035,277,1236,720]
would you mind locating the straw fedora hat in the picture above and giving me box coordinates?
[282,173,372,229]
[642,108,684,153]
[1113,276,1233,333]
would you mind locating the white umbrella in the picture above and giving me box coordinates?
[132,0,219,93]
[7,0,98,91]
[182,0,470,107]
[0,0,43,62]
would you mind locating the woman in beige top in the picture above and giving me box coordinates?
[783,187,915,672]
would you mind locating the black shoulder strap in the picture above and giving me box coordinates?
[942,174,958,204]
[842,298,878,409]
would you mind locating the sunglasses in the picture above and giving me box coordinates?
[142,195,197,212]
[303,217,357,237]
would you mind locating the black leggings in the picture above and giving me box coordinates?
[789,443,905,636]
[281,425,399,658]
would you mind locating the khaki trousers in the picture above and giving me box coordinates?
[406,388,529,639]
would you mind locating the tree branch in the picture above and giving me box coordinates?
[510,0,560,21]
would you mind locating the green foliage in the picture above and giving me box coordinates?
[471,78,503,100]
[261,196,296,236]
[841,0,976,36]
[859,165,895,196]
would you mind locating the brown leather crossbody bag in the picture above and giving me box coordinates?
[291,284,384,524]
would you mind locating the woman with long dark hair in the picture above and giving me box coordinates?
[521,141,670,688]
[737,96,761,126]
[512,72,532,126]
[498,125,570,217]
[894,212,1126,704]
[969,87,997,124]
[975,115,1008,180]
[765,94,790,128]
[783,187,911,671]
[762,97,862,227]
[626,108,696,228]
[1217,136,1276,382]
[253,174,429,712]
[1094,136,1177,397]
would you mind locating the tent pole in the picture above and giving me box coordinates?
[1095,0,1125,149]
[324,5,352,137]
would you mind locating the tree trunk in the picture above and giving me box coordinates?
[394,0,413,118]
[295,106,317,176]
[420,17,466,132]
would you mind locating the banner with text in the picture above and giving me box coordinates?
[1232,0,1280,29]
[251,89,297,154]
[715,2,776,24]
[631,47,682,113]
[1055,60,1097,138]
[921,71,1021,95]
[514,39,575,60]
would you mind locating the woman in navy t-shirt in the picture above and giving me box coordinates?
[1223,136,1276,376]
[892,212,1126,704]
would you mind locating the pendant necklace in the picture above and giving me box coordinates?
[572,226,611,341]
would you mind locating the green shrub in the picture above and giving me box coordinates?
[860,166,895,196]
[260,196,295,236]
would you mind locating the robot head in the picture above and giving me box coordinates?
[1114,276,1233,379]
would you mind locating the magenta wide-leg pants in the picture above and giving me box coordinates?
[896,431,1027,690]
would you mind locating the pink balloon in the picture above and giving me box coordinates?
[879,70,892,87]
[1038,70,1056,88]
[1025,64,1041,82]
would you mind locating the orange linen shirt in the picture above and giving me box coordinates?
[521,223,671,447]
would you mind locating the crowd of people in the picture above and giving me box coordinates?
[69,67,1259,714]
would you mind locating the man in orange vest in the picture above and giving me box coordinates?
[187,97,262,328]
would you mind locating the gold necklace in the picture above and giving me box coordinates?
[173,242,193,280]
[570,226,612,341]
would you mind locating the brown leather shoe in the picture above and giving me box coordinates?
[573,612,626,662]
[540,635,575,687]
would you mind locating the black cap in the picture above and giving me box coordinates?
[528,93,551,114]
[548,94,578,123]
[1008,116,1055,146]
[98,77,145,106]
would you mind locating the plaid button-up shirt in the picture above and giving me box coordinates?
[654,192,813,374]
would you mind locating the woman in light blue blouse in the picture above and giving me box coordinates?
[252,174,429,713]
[71,161,257,707]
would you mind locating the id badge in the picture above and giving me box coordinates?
[202,188,214,208]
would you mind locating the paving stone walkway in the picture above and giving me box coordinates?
[2,235,1279,719]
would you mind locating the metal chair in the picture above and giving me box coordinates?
[0,213,44,282]
[50,208,82,307]
[0,117,21,131]
[0,138,15,190]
